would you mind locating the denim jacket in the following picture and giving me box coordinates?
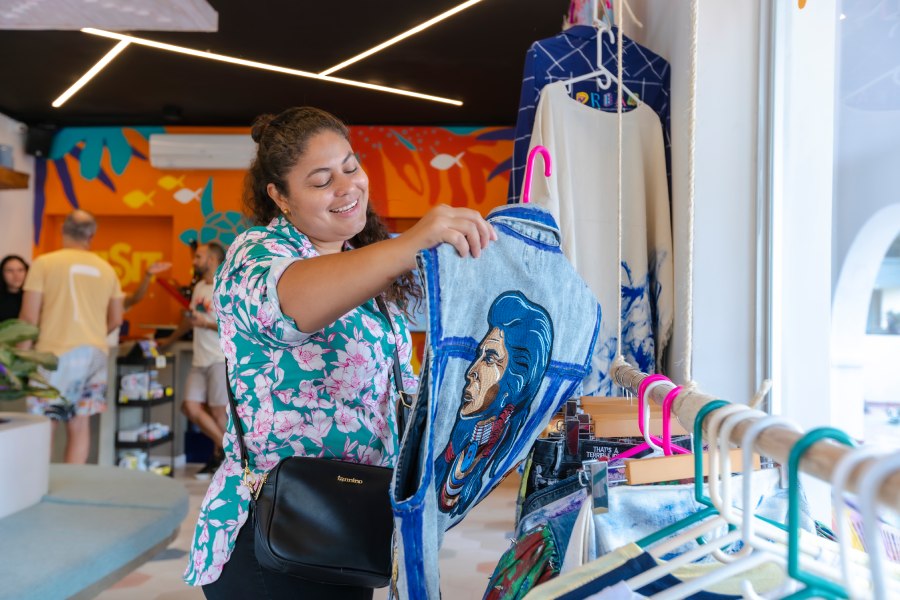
[390,205,601,599]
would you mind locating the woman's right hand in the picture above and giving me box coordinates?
[402,205,497,260]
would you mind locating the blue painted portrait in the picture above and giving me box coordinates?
[435,291,554,516]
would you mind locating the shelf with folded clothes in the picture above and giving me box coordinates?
[114,350,177,477]
[115,431,174,449]
[116,387,175,407]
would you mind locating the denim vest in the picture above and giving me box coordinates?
[390,205,602,599]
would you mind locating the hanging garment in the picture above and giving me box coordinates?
[483,526,561,600]
[585,470,813,561]
[527,81,672,395]
[391,204,602,600]
[509,25,671,205]
[523,542,788,600]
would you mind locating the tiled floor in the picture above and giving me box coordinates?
[95,465,519,600]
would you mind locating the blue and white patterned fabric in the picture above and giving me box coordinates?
[526,80,672,395]
[508,26,671,205]
[390,205,601,600]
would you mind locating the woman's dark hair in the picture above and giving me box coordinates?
[0,254,28,294]
[244,106,420,313]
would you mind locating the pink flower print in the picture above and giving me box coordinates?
[337,339,374,370]
[359,389,378,410]
[198,523,210,546]
[324,364,371,402]
[222,458,243,478]
[358,445,384,466]
[361,314,384,338]
[273,390,294,406]
[204,529,229,582]
[191,545,209,581]
[255,302,277,330]
[256,452,281,471]
[235,403,254,430]
[253,403,274,437]
[291,343,326,371]
[263,240,292,256]
[253,374,273,407]
[235,480,252,502]
[370,411,390,440]
[296,379,325,409]
[273,410,303,440]
[334,400,362,434]
[302,410,332,446]
[221,339,237,362]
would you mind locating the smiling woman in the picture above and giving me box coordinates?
[186,105,498,599]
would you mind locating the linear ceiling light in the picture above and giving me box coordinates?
[80,28,462,106]
[52,40,131,108]
[318,0,485,76]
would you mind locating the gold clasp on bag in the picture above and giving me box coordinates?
[242,466,268,501]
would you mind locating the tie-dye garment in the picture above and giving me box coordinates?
[184,215,416,586]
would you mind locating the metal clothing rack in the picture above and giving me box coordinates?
[610,362,900,513]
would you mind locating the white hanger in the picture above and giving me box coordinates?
[624,404,751,594]
[858,452,900,600]
[715,408,767,527]
[560,1,642,106]
[831,445,887,599]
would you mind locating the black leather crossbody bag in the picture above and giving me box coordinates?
[225,296,412,588]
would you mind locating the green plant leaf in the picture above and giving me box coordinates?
[0,319,40,345]
[11,349,58,370]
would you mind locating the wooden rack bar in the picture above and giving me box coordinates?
[611,362,900,513]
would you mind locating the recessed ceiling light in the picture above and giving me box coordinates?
[52,40,130,108]
[79,28,463,106]
[319,0,485,76]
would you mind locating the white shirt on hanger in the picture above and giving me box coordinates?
[529,81,673,395]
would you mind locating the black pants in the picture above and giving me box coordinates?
[202,514,374,600]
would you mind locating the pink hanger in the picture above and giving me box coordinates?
[611,375,690,461]
[661,385,683,456]
[522,145,552,204]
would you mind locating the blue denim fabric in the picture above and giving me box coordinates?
[520,474,587,525]
[517,486,588,560]
[390,205,602,599]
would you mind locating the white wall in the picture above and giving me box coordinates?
[0,113,35,261]
[769,0,839,434]
[629,0,761,404]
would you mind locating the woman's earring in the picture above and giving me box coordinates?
[282,207,291,217]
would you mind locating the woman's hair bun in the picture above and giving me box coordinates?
[250,114,276,143]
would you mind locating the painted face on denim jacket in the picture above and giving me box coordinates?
[462,327,507,416]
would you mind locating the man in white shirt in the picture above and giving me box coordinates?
[160,242,227,479]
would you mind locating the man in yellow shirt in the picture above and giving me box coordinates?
[19,210,124,464]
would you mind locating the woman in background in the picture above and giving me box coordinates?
[0,254,28,321]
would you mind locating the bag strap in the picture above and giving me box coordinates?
[225,367,250,470]
[374,295,410,403]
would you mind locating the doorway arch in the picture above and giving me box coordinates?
[831,203,900,438]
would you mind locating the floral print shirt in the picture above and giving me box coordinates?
[184,215,417,586]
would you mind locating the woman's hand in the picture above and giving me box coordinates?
[401,205,497,260]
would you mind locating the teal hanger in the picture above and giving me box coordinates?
[693,400,729,507]
[783,427,855,600]
[635,400,729,549]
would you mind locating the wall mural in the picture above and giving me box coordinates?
[35,124,514,365]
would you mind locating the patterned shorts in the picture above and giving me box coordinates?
[28,345,109,421]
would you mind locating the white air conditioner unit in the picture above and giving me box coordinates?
[149,134,256,170]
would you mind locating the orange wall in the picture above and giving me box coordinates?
[35,125,513,350]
